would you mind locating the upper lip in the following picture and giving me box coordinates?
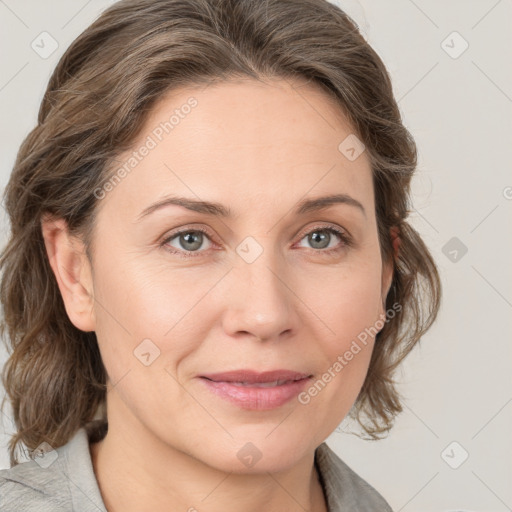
[200,369,312,384]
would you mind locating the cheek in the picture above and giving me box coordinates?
[91,254,222,379]
[305,257,384,344]
[298,258,383,389]
[296,267,384,426]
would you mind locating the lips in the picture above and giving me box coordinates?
[200,369,312,385]
[198,370,313,410]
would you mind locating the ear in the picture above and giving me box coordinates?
[380,226,400,313]
[40,214,96,332]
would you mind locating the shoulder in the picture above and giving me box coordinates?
[0,456,70,511]
[315,441,394,511]
[0,425,107,512]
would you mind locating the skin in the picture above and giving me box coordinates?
[42,78,394,512]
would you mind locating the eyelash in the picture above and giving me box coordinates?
[159,224,352,259]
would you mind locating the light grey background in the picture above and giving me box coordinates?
[1,1,511,510]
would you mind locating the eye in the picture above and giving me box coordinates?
[161,227,213,257]
[296,225,351,254]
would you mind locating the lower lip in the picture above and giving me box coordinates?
[199,377,311,410]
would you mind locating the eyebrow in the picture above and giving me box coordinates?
[135,193,366,222]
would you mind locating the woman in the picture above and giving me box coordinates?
[0,0,441,510]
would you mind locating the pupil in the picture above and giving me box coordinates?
[310,230,329,249]
[182,232,202,250]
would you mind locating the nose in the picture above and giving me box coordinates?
[220,250,299,343]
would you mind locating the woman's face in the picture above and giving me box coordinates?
[85,78,393,472]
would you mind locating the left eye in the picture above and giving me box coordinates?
[297,227,346,251]
[164,229,212,253]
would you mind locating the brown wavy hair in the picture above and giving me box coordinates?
[0,0,441,466]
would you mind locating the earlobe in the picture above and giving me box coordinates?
[40,214,96,332]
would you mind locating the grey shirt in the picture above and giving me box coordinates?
[0,427,393,511]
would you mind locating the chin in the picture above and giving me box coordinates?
[200,432,310,475]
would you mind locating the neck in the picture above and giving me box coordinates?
[89,396,328,512]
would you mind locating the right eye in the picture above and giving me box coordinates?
[160,227,215,258]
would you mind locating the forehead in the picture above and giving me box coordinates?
[98,78,374,219]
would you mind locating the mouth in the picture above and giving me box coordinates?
[198,370,313,410]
